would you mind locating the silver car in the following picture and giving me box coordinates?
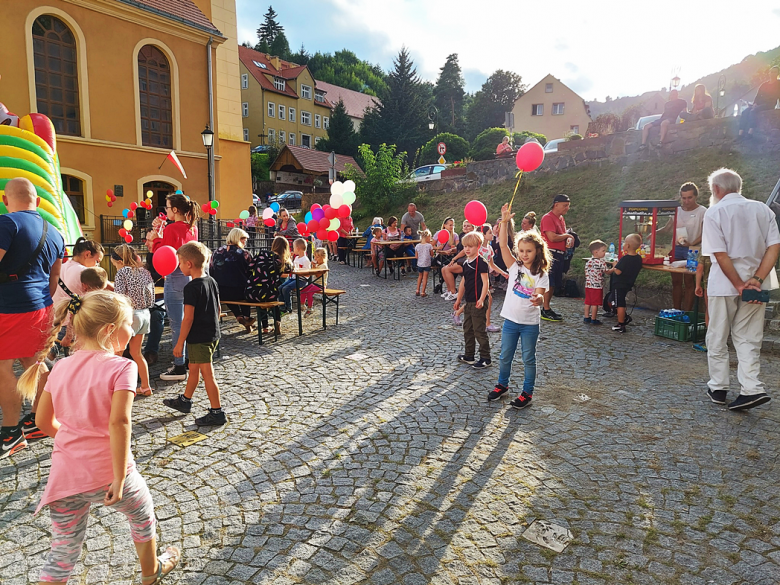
[407,164,448,182]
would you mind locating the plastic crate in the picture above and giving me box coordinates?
[653,311,706,342]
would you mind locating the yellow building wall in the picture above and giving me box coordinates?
[511,75,592,141]
[216,138,252,219]
[209,0,245,143]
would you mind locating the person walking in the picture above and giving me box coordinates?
[701,168,780,411]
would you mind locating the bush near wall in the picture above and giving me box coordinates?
[512,131,547,146]
[468,127,508,161]
[419,133,469,165]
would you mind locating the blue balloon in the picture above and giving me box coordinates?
[175,189,183,195]
[122,209,129,218]
[304,211,313,223]
[312,208,325,221]
[270,202,280,213]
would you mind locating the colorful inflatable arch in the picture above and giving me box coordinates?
[0,103,83,244]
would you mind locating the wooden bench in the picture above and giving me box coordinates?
[222,301,285,345]
[385,256,416,280]
[322,289,346,324]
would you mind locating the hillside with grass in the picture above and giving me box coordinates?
[358,147,779,298]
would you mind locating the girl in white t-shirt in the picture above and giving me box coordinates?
[488,204,551,409]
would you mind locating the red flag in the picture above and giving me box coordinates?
[165,150,187,179]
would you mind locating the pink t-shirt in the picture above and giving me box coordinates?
[36,351,137,513]
[51,259,87,304]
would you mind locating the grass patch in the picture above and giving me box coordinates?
[644,527,659,544]
[637,497,652,509]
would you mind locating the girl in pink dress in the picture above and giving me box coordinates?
[18,291,180,584]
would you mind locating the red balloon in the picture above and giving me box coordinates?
[153,245,178,277]
[124,234,133,243]
[437,230,450,245]
[118,228,127,237]
[316,229,328,241]
[226,222,234,228]
[297,222,308,234]
[327,231,339,242]
[307,219,319,232]
[515,141,545,172]
[107,202,113,208]
[209,207,218,216]
[110,195,117,202]
[324,207,338,220]
[318,217,330,230]
[464,200,487,226]
[322,204,331,211]
[311,203,322,211]
[263,218,275,227]
[338,204,351,218]
[127,210,135,219]
[106,189,113,197]
[130,202,138,211]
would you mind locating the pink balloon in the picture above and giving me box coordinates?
[153,245,178,277]
[338,204,351,218]
[515,141,545,172]
[464,200,487,226]
[437,230,450,245]
[327,231,339,242]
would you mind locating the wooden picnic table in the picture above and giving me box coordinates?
[290,267,329,336]
[372,240,421,279]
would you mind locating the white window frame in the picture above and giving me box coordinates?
[279,130,285,143]
[288,107,295,123]
[570,125,580,134]
[552,103,565,115]
[323,117,329,130]
[242,102,249,117]
[268,128,275,141]
[289,133,295,145]
[531,104,543,116]
[243,128,249,141]
[545,83,553,93]
[314,136,321,145]
[301,111,311,126]
[267,102,275,118]
[315,114,321,129]
[241,73,248,89]
[273,77,286,92]
[279,104,286,120]
[301,84,312,100]
[301,134,312,148]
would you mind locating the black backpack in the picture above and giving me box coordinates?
[244,250,282,303]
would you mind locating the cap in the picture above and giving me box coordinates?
[553,194,570,204]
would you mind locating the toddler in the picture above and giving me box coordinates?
[454,231,491,369]
[370,226,385,275]
[80,266,108,292]
[414,230,433,296]
[584,240,608,324]
[162,242,226,426]
[279,238,311,313]
[402,225,415,274]
[300,247,329,317]
[606,234,643,333]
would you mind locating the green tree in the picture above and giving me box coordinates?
[419,132,469,165]
[307,50,388,97]
[315,99,358,157]
[251,153,271,182]
[433,54,465,134]
[292,44,310,65]
[512,130,547,146]
[269,31,291,60]
[257,6,283,46]
[468,127,508,161]
[466,70,526,139]
[341,143,415,215]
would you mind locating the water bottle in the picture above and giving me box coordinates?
[693,250,699,272]
[686,249,693,272]
[608,242,616,261]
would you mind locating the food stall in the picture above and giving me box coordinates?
[618,200,679,264]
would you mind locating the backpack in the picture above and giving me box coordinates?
[244,250,282,303]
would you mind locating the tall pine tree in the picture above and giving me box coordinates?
[256,6,283,48]
[315,100,358,157]
[433,54,465,135]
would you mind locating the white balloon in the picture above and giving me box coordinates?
[342,191,356,205]
[330,181,345,196]
[330,193,343,208]
[343,180,356,193]
[329,218,340,231]
[262,207,274,219]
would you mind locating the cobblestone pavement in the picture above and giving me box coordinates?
[2,263,780,585]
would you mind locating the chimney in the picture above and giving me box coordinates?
[270,56,282,71]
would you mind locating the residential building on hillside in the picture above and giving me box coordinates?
[1,0,252,237]
[314,80,380,131]
[239,47,332,150]
[269,145,362,193]
[510,74,592,141]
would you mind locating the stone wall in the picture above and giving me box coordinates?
[419,110,780,194]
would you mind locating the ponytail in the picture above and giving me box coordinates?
[72,237,104,259]
[167,194,199,231]
[17,299,71,401]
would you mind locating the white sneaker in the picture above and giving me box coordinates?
[445,292,458,301]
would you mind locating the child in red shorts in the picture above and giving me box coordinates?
[584,240,608,325]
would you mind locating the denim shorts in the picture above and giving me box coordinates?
[418,266,431,272]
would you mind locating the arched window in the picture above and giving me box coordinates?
[62,174,84,223]
[32,15,81,136]
[138,46,173,148]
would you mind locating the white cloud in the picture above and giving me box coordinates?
[237,0,780,100]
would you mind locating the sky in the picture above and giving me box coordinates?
[235,1,780,102]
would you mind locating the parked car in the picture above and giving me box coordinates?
[407,164,448,183]
[252,193,261,208]
[276,190,302,209]
[634,115,662,131]
[543,138,567,153]
[251,145,272,154]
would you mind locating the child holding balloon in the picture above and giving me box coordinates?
[150,192,199,382]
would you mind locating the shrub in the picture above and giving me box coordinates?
[468,127,508,161]
[419,132,470,165]
[341,143,415,215]
[512,131,547,146]
[568,134,583,141]
[251,153,270,182]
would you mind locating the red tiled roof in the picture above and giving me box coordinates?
[272,145,363,175]
[238,46,300,98]
[314,80,379,120]
[119,0,222,36]
[277,65,307,80]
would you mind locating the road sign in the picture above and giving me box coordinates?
[437,142,447,155]
[438,156,446,165]
[328,151,336,166]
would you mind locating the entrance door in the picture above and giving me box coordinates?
[143,181,175,223]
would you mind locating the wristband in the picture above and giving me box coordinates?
[752,275,764,284]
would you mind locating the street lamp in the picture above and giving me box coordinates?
[716,74,727,117]
[671,75,680,91]
[201,124,214,203]
[428,105,438,131]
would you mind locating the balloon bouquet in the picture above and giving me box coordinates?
[116,189,155,243]
[296,180,356,247]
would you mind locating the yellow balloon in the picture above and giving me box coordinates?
[123,220,133,231]
[146,190,153,199]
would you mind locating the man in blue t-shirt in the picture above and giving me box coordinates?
[0,177,64,458]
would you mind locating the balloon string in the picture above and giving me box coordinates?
[509,170,523,210]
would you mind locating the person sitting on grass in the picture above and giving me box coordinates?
[606,234,643,333]
[584,240,609,325]
[453,231,491,370]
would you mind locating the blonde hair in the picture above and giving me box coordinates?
[372,227,383,237]
[112,244,141,269]
[293,238,308,253]
[226,228,249,246]
[419,229,432,241]
[625,233,643,250]
[461,232,484,247]
[81,267,108,291]
[271,236,291,268]
[17,292,133,401]
[177,241,210,268]
[589,239,607,253]
[313,247,328,267]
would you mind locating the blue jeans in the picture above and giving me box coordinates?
[144,303,165,354]
[164,270,190,366]
[497,320,540,394]
[279,277,297,311]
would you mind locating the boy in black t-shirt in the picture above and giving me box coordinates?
[163,242,226,426]
[607,233,643,333]
[454,232,491,368]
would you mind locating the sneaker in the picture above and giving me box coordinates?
[612,323,626,333]
[195,409,227,426]
[541,309,562,322]
[693,343,707,353]
[602,310,616,318]
[510,391,533,410]
[638,143,648,151]
[445,292,459,301]
[488,384,509,401]
[583,317,592,324]
[160,365,187,381]
[457,354,476,365]
[707,389,727,404]
[20,413,46,440]
[728,393,771,411]
[0,427,27,459]
[163,394,192,414]
[486,324,501,333]
[472,358,492,369]
[591,319,603,325]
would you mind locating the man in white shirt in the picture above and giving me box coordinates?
[701,168,780,411]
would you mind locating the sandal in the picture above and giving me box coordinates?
[142,546,181,585]
[415,291,420,296]
[138,387,153,397]
[421,293,427,298]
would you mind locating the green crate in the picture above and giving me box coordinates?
[653,311,706,342]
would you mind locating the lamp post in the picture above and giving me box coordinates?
[716,74,727,117]
[201,125,214,227]
[428,105,438,131]
[670,75,680,92]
